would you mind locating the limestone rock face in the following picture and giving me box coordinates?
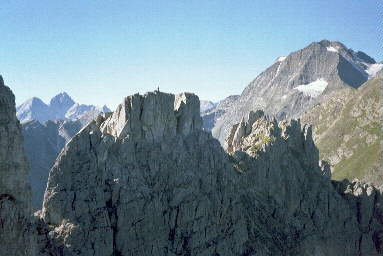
[99,92,201,140]
[42,92,383,255]
[0,76,35,255]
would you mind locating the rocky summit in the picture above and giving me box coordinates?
[37,90,383,255]
[0,76,35,256]
[206,40,379,145]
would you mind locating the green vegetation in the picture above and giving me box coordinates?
[332,141,380,181]
[250,134,272,153]
[302,76,382,185]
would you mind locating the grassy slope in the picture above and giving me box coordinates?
[301,76,382,185]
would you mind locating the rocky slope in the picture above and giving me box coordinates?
[202,95,239,131]
[206,40,380,144]
[0,75,35,255]
[41,91,383,255]
[301,71,382,188]
[17,92,111,124]
[22,119,82,210]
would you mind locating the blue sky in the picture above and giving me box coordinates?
[0,0,380,109]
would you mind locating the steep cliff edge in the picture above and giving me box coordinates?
[0,75,35,255]
[41,91,383,255]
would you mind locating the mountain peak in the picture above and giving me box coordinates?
[0,75,4,86]
[101,105,111,113]
[24,97,47,107]
[49,92,75,107]
[208,39,375,143]
[99,91,202,140]
[49,92,76,120]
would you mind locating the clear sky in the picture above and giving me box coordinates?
[0,0,380,109]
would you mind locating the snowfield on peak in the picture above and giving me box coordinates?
[295,79,328,98]
[366,63,383,78]
[277,56,287,62]
[326,46,338,52]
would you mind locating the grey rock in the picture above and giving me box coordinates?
[41,92,383,255]
[0,76,35,255]
[202,95,239,131]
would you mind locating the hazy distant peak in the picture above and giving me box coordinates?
[22,97,47,107]
[100,105,112,113]
[200,100,217,113]
[49,92,75,107]
[17,91,110,124]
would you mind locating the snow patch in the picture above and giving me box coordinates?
[326,46,338,53]
[277,56,287,62]
[294,79,328,98]
[366,63,383,78]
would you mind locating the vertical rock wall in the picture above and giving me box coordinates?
[0,76,35,255]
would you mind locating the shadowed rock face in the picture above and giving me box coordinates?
[207,40,375,145]
[22,119,82,210]
[0,76,35,256]
[41,91,383,256]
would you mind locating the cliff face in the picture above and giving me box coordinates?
[0,76,35,255]
[41,91,383,255]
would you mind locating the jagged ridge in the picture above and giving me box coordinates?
[39,91,383,255]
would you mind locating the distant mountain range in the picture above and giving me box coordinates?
[203,40,382,144]
[16,92,111,124]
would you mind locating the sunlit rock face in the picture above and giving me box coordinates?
[41,91,383,255]
[207,40,375,145]
[0,76,35,256]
